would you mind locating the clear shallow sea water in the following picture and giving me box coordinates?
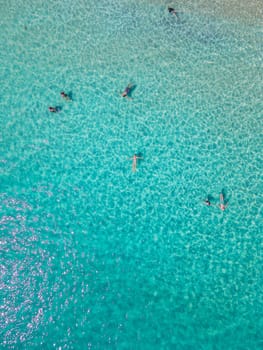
[0,0,262,349]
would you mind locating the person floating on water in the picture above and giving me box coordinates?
[130,154,143,172]
[168,6,178,17]
[219,192,228,211]
[121,83,133,99]
[60,91,71,101]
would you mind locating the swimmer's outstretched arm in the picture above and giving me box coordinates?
[128,156,143,160]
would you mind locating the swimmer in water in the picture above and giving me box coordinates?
[219,193,228,211]
[121,83,133,99]
[60,91,71,101]
[203,194,213,206]
[48,106,58,113]
[168,6,178,17]
[130,154,143,172]
[204,198,211,206]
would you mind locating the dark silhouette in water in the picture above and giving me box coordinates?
[60,91,72,101]
[48,106,61,113]
[168,7,179,18]
[203,194,214,206]
[121,83,135,99]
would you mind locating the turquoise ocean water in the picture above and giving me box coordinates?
[0,0,262,348]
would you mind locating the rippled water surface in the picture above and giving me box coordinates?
[0,0,262,349]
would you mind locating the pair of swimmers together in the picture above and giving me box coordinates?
[49,91,71,113]
[204,193,228,211]
[50,84,132,112]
